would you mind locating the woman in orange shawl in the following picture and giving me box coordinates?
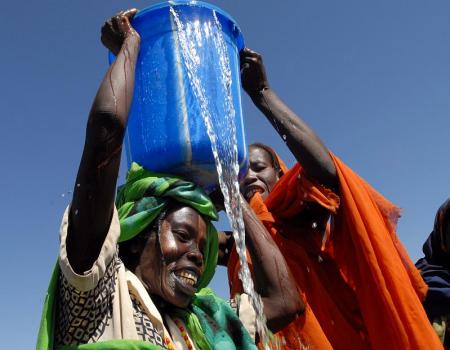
[226,48,442,349]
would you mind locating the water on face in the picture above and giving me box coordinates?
[170,5,274,349]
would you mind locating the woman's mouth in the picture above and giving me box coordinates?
[244,185,265,200]
[175,270,198,286]
[173,269,199,294]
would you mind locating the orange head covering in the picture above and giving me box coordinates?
[249,143,289,176]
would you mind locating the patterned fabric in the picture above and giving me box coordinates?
[54,252,167,348]
[131,296,166,347]
[55,255,117,345]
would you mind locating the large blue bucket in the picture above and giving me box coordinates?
[110,1,248,191]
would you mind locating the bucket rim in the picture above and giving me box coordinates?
[133,1,244,50]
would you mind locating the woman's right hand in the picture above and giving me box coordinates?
[101,9,139,56]
[240,48,270,100]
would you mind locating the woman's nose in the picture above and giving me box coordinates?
[186,248,203,267]
[242,169,258,186]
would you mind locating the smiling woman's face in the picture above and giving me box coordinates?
[134,205,207,308]
[240,146,280,201]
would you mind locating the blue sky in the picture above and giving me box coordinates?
[1,1,450,347]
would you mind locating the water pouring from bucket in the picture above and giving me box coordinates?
[111,1,273,348]
[111,1,247,192]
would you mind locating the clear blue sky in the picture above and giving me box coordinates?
[1,1,450,347]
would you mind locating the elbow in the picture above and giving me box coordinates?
[322,165,338,190]
[281,294,305,329]
[313,160,338,191]
[265,292,305,333]
[86,110,126,149]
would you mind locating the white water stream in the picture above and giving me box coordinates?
[170,5,273,349]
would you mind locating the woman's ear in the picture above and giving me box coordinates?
[129,240,142,254]
[276,168,282,181]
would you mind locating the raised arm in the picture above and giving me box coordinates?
[241,48,337,189]
[241,195,304,332]
[67,10,140,273]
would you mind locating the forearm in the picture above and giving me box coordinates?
[242,198,303,331]
[253,88,337,189]
[67,34,140,273]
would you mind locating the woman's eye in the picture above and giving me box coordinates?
[174,230,190,242]
[253,163,266,171]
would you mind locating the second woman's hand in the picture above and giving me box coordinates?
[240,48,270,100]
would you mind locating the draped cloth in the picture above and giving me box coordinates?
[228,154,442,349]
[37,163,257,350]
[416,199,450,322]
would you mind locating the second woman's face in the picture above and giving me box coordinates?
[136,206,207,308]
[240,147,280,201]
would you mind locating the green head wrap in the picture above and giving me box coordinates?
[116,162,219,289]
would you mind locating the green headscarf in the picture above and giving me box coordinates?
[37,163,257,350]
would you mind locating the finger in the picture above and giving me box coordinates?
[240,62,250,74]
[111,14,122,33]
[242,56,259,64]
[112,14,131,35]
[240,50,260,67]
[123,8,138,19]
[240,48,251,62]
[101,20,116,41]
[102,18,113,33]
[242,47,260,58]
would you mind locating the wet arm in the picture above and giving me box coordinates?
[241,195,304,332]
[67,11,140,273]
[241,48,337,189]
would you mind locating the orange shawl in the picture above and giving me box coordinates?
[228,154,442,349]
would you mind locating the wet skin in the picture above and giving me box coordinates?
[134,206,207,309]
[240,146,280,202]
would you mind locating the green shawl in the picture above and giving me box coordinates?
[37,163,257,350]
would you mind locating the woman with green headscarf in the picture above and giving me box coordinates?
[37,9,303,350]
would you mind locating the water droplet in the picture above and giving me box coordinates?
[74,209,79,215]
[282,134,287,140]
[77,183,81,188]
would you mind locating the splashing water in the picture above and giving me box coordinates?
[170,6,273,349]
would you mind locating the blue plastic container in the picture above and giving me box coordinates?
[110,1,248,191]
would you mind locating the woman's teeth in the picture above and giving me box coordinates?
[176,271,198,286]
[245,187,263,199]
